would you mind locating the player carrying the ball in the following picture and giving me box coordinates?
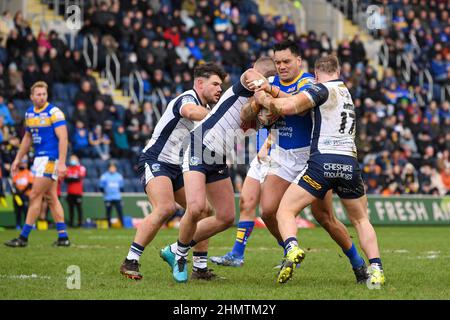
[211,41,370,285]
[255,54,385,286]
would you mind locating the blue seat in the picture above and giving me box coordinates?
[128,165,139,178]
[132,178,142,192]
[67,83,79,101]
[123,179,135,192]
[65,104,75,118]
[85,166,99,178]
[120,160,136,177]
[83,178,97,192]
[13,99,31,114]
[95,158,109,175]
[52,83,69,102]
[80,158,94,169]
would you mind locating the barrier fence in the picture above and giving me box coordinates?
[0,194,449,227]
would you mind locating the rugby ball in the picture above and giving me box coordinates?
[257,107,279,127]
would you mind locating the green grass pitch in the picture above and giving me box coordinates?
[1,226,449,299]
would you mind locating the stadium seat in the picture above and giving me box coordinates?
[118,159,136,177]
[65,104,75,118]
[132,178,142,192]
[123,178,135,192]
[95,158,109,175]
[52,83,69,102]
[127,164,138,178]
[66,83,80,101]
[80,158,94,169]
[85,166,99,179]
[83,178,98,193]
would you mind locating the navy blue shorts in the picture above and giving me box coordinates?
[295,154,365,200]
[183,141,230,184]
[137,154,184,192]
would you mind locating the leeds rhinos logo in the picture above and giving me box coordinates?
[151,163,161,172]
[286,86,296,93]
[190,156,200,166]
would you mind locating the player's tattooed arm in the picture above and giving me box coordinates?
[254,91,314,116]
[180,103,209,121]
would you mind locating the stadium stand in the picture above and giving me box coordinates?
[0,0,448,196]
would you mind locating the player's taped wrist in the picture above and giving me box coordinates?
[269,85,280,98]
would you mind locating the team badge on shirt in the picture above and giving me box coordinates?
[190,156,200,166]
[151,163,161,172]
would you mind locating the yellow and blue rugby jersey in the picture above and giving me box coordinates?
[25,102,66,159]
[271,71,315,150]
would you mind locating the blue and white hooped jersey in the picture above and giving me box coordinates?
[302,79,357,158]
[271,71,315,150]
[194,80,254,156]
[142,89,203,165]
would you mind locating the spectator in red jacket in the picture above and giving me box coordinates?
[65,155,86,227]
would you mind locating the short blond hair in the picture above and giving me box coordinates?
[30,81,48,94]
[254,56,277,78]
[314,55,340,74]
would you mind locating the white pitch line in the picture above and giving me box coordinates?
[0,274,51,280]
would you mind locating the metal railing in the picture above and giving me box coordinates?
[378,40,389,69]
[129,70,144,105]
[419,69,434,102]
[82,34,97,69]
[396,53,411,83]
[105,52,120,89]
[412,89,425,107]
[441,86,450,103]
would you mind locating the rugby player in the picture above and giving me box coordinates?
[4,81,70,247]
[255,55,385,286]
[120,63,227,281]
[161,57,277,283]
[211,41,369,285]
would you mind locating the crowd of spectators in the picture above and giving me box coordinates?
[330,0,450,195]
[0,0,448,196]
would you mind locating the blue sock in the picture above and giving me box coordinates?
[284,237,298,254]
[369,258,383,268]
[56,222,69,239]
[278,240,287,256]
[20,224,33,240]
[343,243,365,269]
[231,221,254,257]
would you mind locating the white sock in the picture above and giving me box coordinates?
[170,242,177,254]
[193,252,208,270]
[127,250,141,261]
[176,241,190,261]
[126,242,144,261]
